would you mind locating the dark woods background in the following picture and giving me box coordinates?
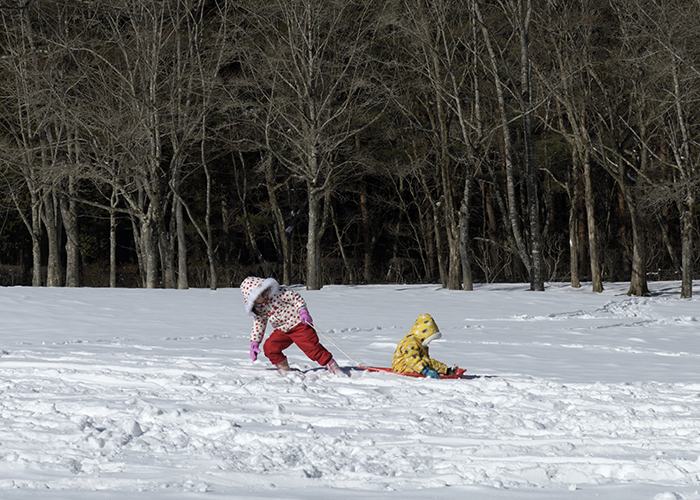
[0,0,698,296]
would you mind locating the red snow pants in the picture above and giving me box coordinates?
[263,323,333,366]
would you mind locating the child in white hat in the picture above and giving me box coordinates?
[240,276,344,375]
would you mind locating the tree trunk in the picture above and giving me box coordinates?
[159,217,176,289]
[680,194,693,298]
[32,216,42,286]
[459,174,474,291]
[28,191,43,287]
[582,151,603,292]
[60,177,80,287]
[360,177,372,284]
[475,0,532,276]
[625,194,649,297]
[203,145,217,291]
[432,200,447,288]
[110,189,118,288]
[306,186,323,290]
[614,151,649,297]
[145,225,159,289]
[129,213,146,288]
[141,218,159,289]
[433,89,461,289]
[671,54,694,298]
[568,167,580,288]
[175,197,188,289]
[14,185,45,287]
[43,192,62,287]
[516,0,544,291]
[441,157,462,290]
[455,1,482,292]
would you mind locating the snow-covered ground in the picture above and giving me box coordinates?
[1,281,700,500]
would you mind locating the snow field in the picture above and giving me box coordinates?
[0,282,699,499]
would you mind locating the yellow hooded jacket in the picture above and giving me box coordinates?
[391,313,449,375]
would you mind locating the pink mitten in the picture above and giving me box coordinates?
[250,341,261,361]
[299,308,313,325]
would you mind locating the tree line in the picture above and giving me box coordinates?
[0,0,698,296]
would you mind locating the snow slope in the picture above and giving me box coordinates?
[1,281,699,500]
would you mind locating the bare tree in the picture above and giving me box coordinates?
[0,2,67,286]
[79,0,206,289]
[167,0,234,290]
[96,0,171,288]
[474,1,536,285]
[602,0,697,297]
[615,0,700,298]
[391,0,489,290]
[536,0,606,292]
[61,0,231,291]
[241,0,383,289]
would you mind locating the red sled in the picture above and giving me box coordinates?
[358,366,470,379]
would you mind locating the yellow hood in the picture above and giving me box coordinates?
[409,313,442,346]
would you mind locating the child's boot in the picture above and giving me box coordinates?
[326,358,346,376]
[276,359,291,371]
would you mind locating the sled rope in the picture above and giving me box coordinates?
[312,324,366,366]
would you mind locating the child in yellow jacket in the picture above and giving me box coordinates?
[391,313,455,378]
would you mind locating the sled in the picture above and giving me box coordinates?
[357,366,471,379]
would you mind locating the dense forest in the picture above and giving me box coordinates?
[0,0,698,296]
